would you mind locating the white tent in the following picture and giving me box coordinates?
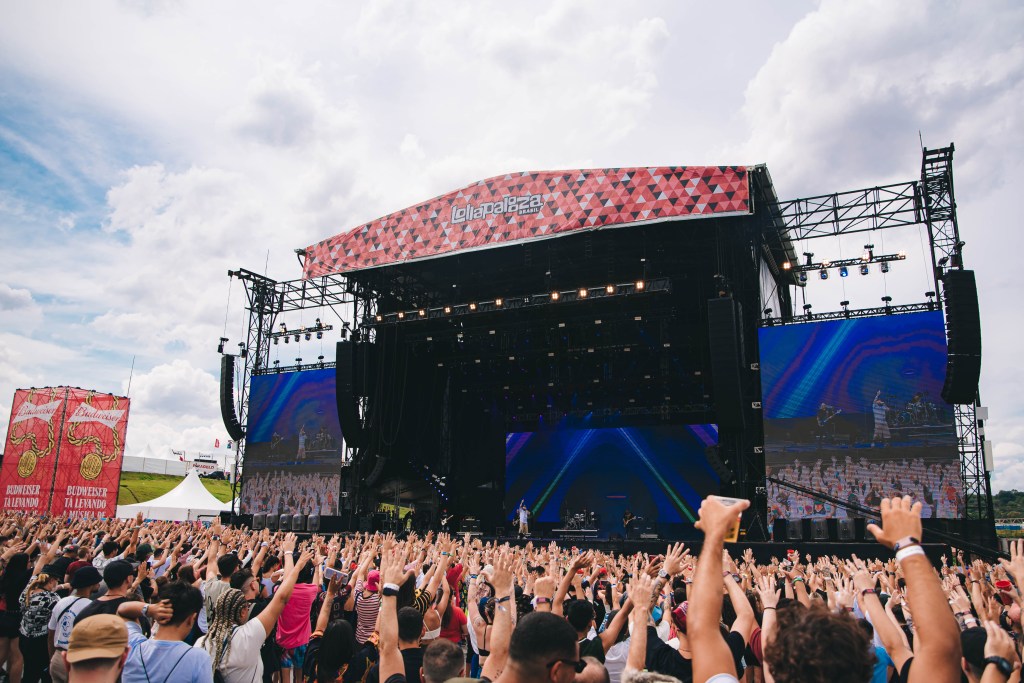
[116,470,230,521]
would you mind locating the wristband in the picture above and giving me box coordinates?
[495,595,511,603]
[985,656,1013,678]
[142,603,150,617]
[892,536,921,552]
[382,582,400,593]
[792,576,805,584]
[859,588,877,599]
[895,545,926,563]
[658,569,669,579]
[762,606,776,611]
[534,597,552,605]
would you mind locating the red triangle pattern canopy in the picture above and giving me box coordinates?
[303,166,750,278]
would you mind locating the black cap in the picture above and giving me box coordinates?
[961,626,987,669]
[103,560,134,589]
[71,565,102,589]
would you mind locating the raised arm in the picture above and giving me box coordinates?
[480,550,514,681]
[313,576,343,634]
[256,536,308,636]
[378,546,411,681]
[691,496,749,683]
[866,496,961,683]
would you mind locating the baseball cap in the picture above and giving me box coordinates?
[66,614,128,663]
[70,565,102,589]
[365,570,380,593]
[103,560,134,589]
[63,544,79,554]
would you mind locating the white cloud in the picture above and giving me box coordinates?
[0,283,33,311]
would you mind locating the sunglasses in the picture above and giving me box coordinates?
[546,658,587,674]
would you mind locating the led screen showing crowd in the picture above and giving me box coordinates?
[504,425,720,536]
[240,369,343,516]
[759,310,963,523]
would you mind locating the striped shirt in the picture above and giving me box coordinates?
[353,581,380,645]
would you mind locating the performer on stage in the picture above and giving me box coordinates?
[871,391,891,446]
[297,425,307,461]
[517,500,530,538]
[622,509,636,539]
[815,402,840,445]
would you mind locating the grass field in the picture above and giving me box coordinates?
[118,472,234,505]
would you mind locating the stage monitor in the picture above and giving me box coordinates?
[504,425,719,535]
[759,310,963,524]
[240,369,342,517]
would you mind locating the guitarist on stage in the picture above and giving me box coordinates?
[622,509,636,539]
[815,402,841,445]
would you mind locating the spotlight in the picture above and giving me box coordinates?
[419,309,426,317]
[859,264,870,275]
[863,244,874,261]
[295,357,302,366]
[273,337,279,345]
[280,323,287,333]
[840,266,849,277]
[798,272,808,284]
[375,314,383,322]
[880,262,890,273]
[938,256,950,267]
[469,303,477,311]
[293,334,300,342]
[551,291,560,301]
[217,337,228,354]
[763,308,773,317]
[578,288,588,298]
[882,296,892,303]
[782,261,792,270]
[606,284,615,294]
[494,298,503,307]
[819,268,829,280]
[315,318,322,329]
[316,331,323,339]
[840,300,850,308]
[803,252,814,267]
[398,311,405,319]
[304,332,311,341]
[635,280,645,291]
[284,336,290,344]
[444,306,452,314]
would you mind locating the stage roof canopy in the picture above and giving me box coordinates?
[303,166,751,278]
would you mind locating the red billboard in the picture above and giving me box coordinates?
[49,388,130,518]
[0,388,66,514]
[303,166,751,277]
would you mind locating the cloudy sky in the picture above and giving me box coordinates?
[2,1,1023,488]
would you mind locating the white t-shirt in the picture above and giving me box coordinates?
[195,618,266,683]
[48,596,92,650]
[605,639,630,683]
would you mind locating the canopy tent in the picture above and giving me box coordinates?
[116,470,230,521]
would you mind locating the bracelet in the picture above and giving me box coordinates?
[895,545,926,563]
[495,595,511,603]
[859,588,877,599]
[763,606,777,611]
[382,582,400,593]
[892,536,921,552]
[535,597,552,604]
[792,577,805,584]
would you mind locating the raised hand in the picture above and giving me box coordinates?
[628,571,656,612]
[694,496,749,541]
[866,496,923,550]
[755,575,780,609]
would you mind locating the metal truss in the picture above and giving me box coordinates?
[775,182,922,241]
[761,301,935,326]
[921,145,964,293]
[254,362,337,376]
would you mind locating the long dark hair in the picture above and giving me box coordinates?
[316,619,356,683]
[1,553,31,610]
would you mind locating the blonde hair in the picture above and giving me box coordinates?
[24,573,54,607]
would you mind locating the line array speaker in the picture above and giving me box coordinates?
[219,355,246,442]
[941,269,982,404]
[336,341,369,448]
[707,297,746,430]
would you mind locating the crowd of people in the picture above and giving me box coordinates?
[768,455,965,521]
[239,471,340,517]
[0,495,1016,683]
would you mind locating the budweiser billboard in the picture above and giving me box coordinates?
[0,388,66,514]
[49,388,130,518]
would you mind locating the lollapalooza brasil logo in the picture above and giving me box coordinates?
[451,194,544,224]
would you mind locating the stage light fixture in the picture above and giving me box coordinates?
[280,323,287,332]
[295,357,302,365]
[798,272,808,283]
[819,269,828,280]
[803,252,814,267]
[273,337,279,345]
[284,336,289,344]
[880,262,890,273]
[443,306,452,314]
[316,331,323,339]
[375,314,383,322]
[859,264,870,275]
[273,359,281,372]
[551,291,560,301]
[398,311,405,319]
[635,280,645,290]
[469,303,477,311]
[294,334,300,342]
[840,300,850,308]
[578,288,588,298]
[315,317,322,328]
[495,298,503,307]
[217,337,227,354]
[840,266,849,277]
[606,284,615,294]
[418,309,426,317]
[782,261,792,271]
[304,332,311,341]
[863,244,874,261]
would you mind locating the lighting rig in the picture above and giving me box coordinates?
[270,318,334,345]
[368,277,670,326]
[781,244,906,284]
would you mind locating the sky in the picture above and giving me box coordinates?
[1,0,1023,489]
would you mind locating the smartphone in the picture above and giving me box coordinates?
[712,496,745,543]
[323,566,344,582]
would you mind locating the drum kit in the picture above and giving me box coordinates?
[564,508,599,530]
[883,394,944,427]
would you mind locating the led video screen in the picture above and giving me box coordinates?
[504,425,719,534]
[240,369,342,516]
[759,310,963,522]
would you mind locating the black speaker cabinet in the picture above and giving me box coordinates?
[252,513,266,531]
[291,514,307,532]
[810,518,829,541]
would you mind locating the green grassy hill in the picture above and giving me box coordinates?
[118,472,234,505]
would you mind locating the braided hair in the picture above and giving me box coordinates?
[203,588,249,671]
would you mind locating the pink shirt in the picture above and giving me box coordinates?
[276,583,319,649]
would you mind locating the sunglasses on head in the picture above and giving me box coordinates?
[546,658,587,673]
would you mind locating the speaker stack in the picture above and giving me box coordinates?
[941,269,982,404]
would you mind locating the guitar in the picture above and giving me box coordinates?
[440,515,453,526]
[817,408,842,426]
